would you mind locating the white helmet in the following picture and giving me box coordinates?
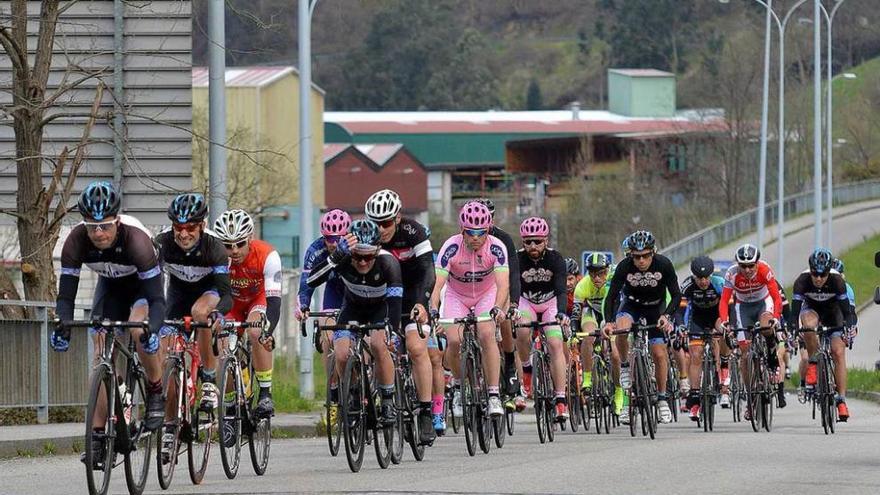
[214,209,254,242]
[365,189,402,222]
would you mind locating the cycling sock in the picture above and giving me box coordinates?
[432,394,444,414]
[720,355,730,368]
[488,386,500,396]
[554,395,567,405]
[657,392,668,401]
[256,369,272,390]
[835,393,846,403]
[554,391,566,400]
[147,380,162,395]
[582,370,592,387]
[199,368,217,384]
[223,391,235,404]
[330,386,339,404]
[522,363,532,374]
[504,351,516,368]
[379,384,394,400]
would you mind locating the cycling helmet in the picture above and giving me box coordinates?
[734,243,760,264]
[520,217,550,237]
[808,248,834,275]
[690,255,715,278]
[78,181,121,221]
[320,209,352,236]
[584,252,610,271]
[564,257,580,276]
[832,258,844,274]
[625,230,656,252]
[474,198,496,217]
[621,237,630,254]
[459,201,492,229]
[167,193,207,224]
[364,189,402,222]
[213,209,254,242]
[349,219,381,252]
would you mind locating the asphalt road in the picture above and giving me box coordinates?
[3,398,879,495]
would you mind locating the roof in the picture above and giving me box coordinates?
[323,143,418,170]
[192,66,326,94]
[608,68,675,78]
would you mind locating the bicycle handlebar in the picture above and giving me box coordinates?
[58,319,147,329]
[300,309,341,337]
[317,322,388,332]
[795,326,846,335]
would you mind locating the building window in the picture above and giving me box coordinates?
[667,143,687,172]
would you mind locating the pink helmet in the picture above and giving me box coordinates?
[320,209,352,236]
[520,217,549,237]
[458,201,492,230]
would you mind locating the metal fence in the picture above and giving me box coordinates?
[660,180,880,266]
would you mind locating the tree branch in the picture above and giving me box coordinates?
[39,110,109,129]
[0,27,25,73]
[32,0,62,91]
[41,70,107,110]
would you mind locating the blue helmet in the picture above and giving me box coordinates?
[625,230,656,252]
[349,219,380,252]
[832,258,844,274]
[168,193,207,224]
[78,181,121,221]
[808,248,834,275]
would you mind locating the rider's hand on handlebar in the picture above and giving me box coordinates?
[294,305,309,322]
[506,305,521,322]
[601,322,615,339]
[411,304,428,325]
[658,314,673,334]
[489,306,504,325]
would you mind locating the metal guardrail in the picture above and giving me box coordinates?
[660,180,880,266]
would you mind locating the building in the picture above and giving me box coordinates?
[326,69,725,223]
[191,66,326,211]
[323,143,428,223]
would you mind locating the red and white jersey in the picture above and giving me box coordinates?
[720,260,782,319]
[229,239,283,303]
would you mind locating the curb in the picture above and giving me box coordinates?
[0,421,321,460]
[849,390,880,405]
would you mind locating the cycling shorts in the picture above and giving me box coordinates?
[162,286,220,337]
[89,276,148,336]
[226,294,267,324]
[734,295,774,342]
[616,302,666,345]
[798,302,844,337]
[334,301,387,342]
[322,283,344,311]
[579,304,604,328]
[519,297,562,340]
[441,285,497,319]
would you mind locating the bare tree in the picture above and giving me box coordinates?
[0,1,108,305]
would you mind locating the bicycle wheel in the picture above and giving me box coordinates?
[817,354,832,435]
[746,355,761,433]
[827,359,837,433]
[533,354,548,444]
[461,353,478,456]
[187,383,213,485]
[124,368,154,495]
[567,366,580,433]
[217,356,242,478]
[390,371,405,464]
[667,358,680,423]
[446,387,460,434]
[729,357,742,422]
[493,414,505,448]
[475,362,492,454]
[505,402,516,436]
[326,360,342,457]
[701,357,713,433]
[84,365,116,495]
[637,356,655,440]
[157,360,184,489]
[341,355,366,473]
[405,380,424,462]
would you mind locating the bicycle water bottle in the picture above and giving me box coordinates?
[242,364,252,399]
[119,380,133,424]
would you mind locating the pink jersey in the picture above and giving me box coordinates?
[435,234,509,298]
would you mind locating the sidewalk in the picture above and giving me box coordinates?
[0,412,321,459]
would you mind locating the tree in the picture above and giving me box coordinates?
[526,79,543,110]
[0,1,107,305]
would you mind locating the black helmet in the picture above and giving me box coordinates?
[585,252,610,271]
[625,230,656,251]
[564,257,579,276]
[690,256,715,278]
[808,248,834,275]
[78,181,121,221]
[349,219,381,252]
[475,198,496,217]
[832,258,844,274]
[168,193,208,224]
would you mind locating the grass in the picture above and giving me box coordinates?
[788,368,880,393]
[272,352,327,414]
[836,232,879,308]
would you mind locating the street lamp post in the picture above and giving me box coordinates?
[822,0,847,250]
[813,0,823,249]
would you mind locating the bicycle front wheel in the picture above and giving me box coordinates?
[248,358,271,476]
[85,365,116,495]
[218,356,242,479]
[341,355,366,473]
[326,360,342,457]
[462,353,478,456]
[157,360,184,489]
[636,355,655,440]
[124,367,154,495]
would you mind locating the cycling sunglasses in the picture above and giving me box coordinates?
[323,235,341,244]
[463,228,488,237]
[810,271,829,278]
[523,238,545,246]
[83,219,117,232]
[631,252,653,261]
[223,239,248,250]
[352,251,378,263]
[376,218,395,228]
[172,222,201,233]
[588,269,609,277]
[738,263,756,269]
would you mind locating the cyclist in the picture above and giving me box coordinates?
[213,209,281,446]
[602,230,681,424]
[719,243,783,421]
[307,219,403,428]
[429,201,509,419]
[789,249,856,421]
[515,217,571,420]
[295,209,350,428]
[571,252,624,415]
[680,256,727,421]
[52,181,167,467]
[475,198,524,412]
[564,257,581,315]
[365,189,437,443]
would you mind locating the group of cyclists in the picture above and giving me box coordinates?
[51,180,860,484]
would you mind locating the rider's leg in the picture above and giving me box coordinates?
[477,321,501,391]
[831,335,847,398]
[405,324,432,402]
[246,310,274,402]
[650,341,669,396]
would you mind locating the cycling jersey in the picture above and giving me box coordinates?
[154,228,232,316]
[603,254,681,324]
[490,225,521,304]
[719,261,782,322]
[680,274,724,330]
[789,270,854,329]
[436,234,508,297]
[298,237,345,311]
[227,239,283,332]
[517,248,567,315]
[56,214,165,333]
[306,250,404,333]
[381,217,434,318]
[572,265,616,326]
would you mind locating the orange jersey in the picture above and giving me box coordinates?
[229,239,283,303]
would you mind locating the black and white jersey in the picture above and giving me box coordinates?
[154,228,232,314]
[604,253,681,322]
[517,248,568,314]
[381,217,434,309]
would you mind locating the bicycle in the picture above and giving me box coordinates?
[576,329,616,434]
[391,311,431,462]
[665,332,683,423]
[57,319,156,495]
[436,308,496,456]
[156,318,214,489]
[514,320,559,444]
[302,310,342,457]
[318,319,393,472]
[564,334,585,433]
[215,318,272,478]
[797,326,845,435]
[727,336,744,422]
[613,320,659,440]
[737,323,776,433]
[689,327,726,432]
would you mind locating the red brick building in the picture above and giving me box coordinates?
[324,143,428,222]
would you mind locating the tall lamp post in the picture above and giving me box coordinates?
[821,0,847,250]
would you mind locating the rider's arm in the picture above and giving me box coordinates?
[131,240,166,334]
[602,265,625,324]
[207,238,233,314]
[306,249,346,288]
[384,255,404,333]
[500,231,521,304]
[766,271,783,319]
[56,233,84,321]
[409,223,435,308]
[661,259,682,317]
[491,240,510,308]
[429,270,448,312]
[552,253,568,315]
[834,276,856,327]
[297,239,322,311]
[570,277,589,331]
[719,286,733,323]
[263,250,283,333]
